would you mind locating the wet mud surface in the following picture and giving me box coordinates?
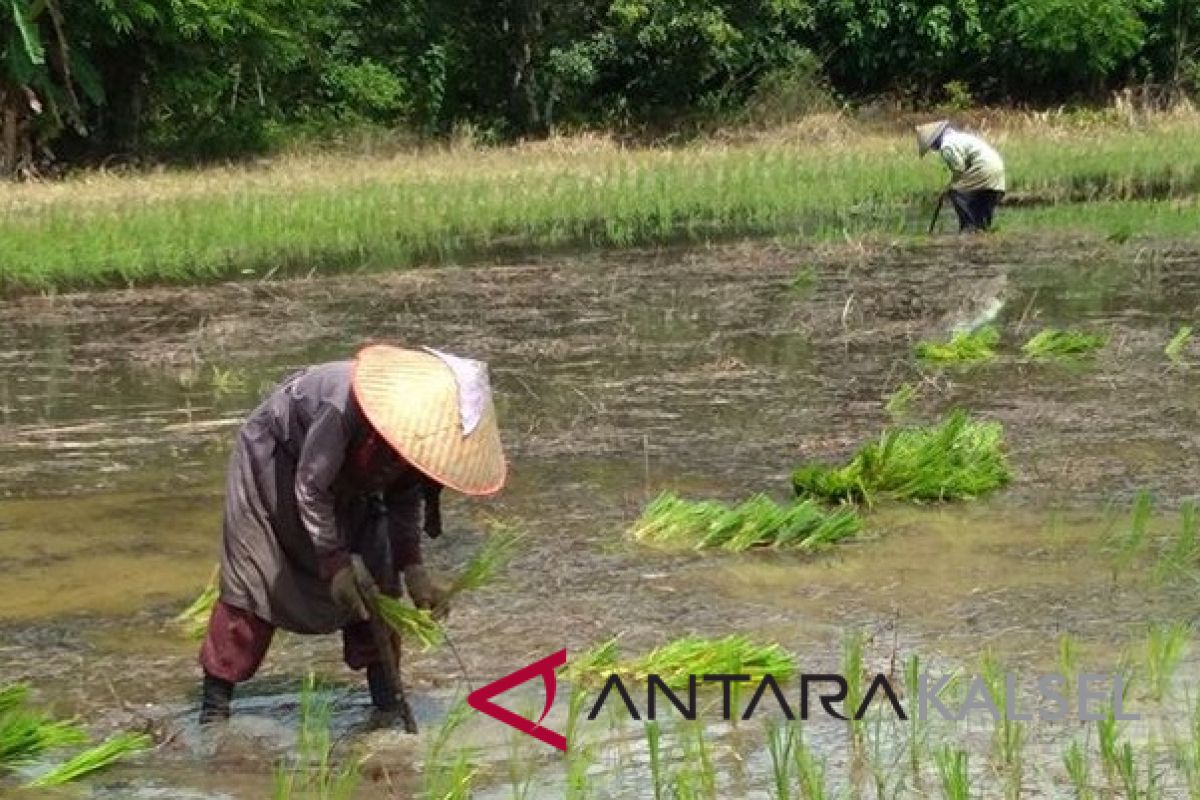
[1,236,1199,796]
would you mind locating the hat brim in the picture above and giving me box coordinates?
[352,345,507,496]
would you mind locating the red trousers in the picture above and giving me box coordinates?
[199,599,385,683]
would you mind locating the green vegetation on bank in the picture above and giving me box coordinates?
[3,117,1200,294]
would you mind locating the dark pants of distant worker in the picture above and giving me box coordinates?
[948,189,1004,232]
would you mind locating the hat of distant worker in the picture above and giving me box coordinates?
[915,120,950,157]
[352,344,507,496]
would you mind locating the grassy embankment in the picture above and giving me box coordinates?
[1,112,1198,293]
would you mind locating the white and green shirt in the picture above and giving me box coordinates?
[939,130,1006,192]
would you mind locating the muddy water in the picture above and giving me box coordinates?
[1,237,1199,797]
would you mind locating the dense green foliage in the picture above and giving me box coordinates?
[2,0,1199,169]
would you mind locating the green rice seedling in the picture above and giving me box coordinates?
[980,650,1025,798]
[915,325,1000,364]
[679,720,716,799]
[884,383,919,421]
[564,685,598,800]
[175,565,219,640]
[1165,325,1193,362]
[1058,634,1080,698]
[0,709,87,770]
[903,654,927,786]
[645,721,666,800]
[1115,741,1161,800]
[766,719,795,800]
[793,409,1012,505]
[448,520,524,597]
[422,697,477,800]
[1098,709,1121,792]
[842,629,867,748]
[793,724,830,800]
[374,593,444,650]
[1021,328,1108,359]
[1153,501,1199,584]
[507,714,537,800]
[631,491,863,552]
[26,731,153,788]
[1103,490,1154,583]
[0,684,29,715]
[934,745,971,800]
[1063,738,1094,800]
[1143,622,1190,702]
[1174,694,1200,798]
[272,673,360,800]
[574,635,795,690]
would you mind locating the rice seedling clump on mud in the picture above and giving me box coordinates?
[631,492,862,552]
[792,409,1012,504]
[1,682,148,788]
[571,635,795,689]
[26,732,153,788]
[915,325,1000,364]
[1021,328,1108,358]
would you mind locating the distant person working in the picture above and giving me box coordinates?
[917,120,1006,232]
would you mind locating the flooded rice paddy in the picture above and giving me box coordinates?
[1,235,1199,797]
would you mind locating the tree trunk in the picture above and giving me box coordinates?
[508,0,544,135]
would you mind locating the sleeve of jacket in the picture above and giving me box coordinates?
[385,482,424,569]
[295,403,352,579]
[940,142,967,180]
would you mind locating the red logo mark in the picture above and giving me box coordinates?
[467,648,568,752]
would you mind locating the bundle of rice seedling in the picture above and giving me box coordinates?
[1165,325,1193,362]
[631,492,862,552]
[0,684,29,715]
[375,520,525,651]
[174,566,219,640]
[915,325,1000,363]
[0,708,87,770]
[1021,328,1108,358]
[571,635,795,690]
[792,409,1012,504]
[373,594,444,651]
[26,732,153,788]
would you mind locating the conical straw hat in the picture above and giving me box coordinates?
[352,345,507,496]
[915,120,949,157]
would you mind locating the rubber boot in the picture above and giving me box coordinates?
[199,673,234,724]
[366,663,399,713]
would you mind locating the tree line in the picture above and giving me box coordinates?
[1,0,1197,174]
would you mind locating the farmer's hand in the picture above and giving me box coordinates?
[330,564,370,623]
[404,565,449,620]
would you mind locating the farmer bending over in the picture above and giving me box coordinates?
[917,120,1006,232]
[198,344,506,723]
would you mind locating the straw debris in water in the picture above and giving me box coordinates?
[792,409,1012,504]
[632,492,862,551]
